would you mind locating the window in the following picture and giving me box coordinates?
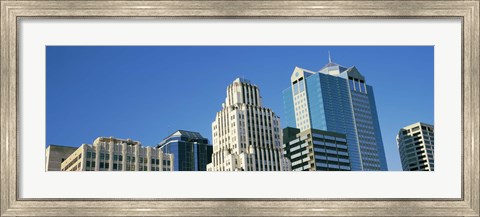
[105,163,109,169]
[118,164,122,170]
[100,162,104,168]
[113,155,118,161]
[86,152,92,158]
[293,82,299,95]
[299,80,305,92]
[105,154,110,160]
[119,155,123,161]
[86,161,90,167]
[113,163,117,170]
[91,161,96,168]
[359,81,365,93]
[92,153,96,158]
[100,153,104,160]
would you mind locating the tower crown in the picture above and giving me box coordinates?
[225,78,262,107]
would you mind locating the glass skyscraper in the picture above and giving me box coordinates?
[157,130,213,171]
[282,58,388,171]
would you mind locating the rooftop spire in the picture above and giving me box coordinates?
[328,51,332,63]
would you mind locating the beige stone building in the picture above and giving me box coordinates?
[57,137,173,171]
[396,122,434,171]
[45,145,78,171]
[207,78,291,171]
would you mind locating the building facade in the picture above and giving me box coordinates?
[283,127,351,171]
[157,130,213,171]
[207,78,291,171]
[45,145,78,171]
[396,122,434,171]
[60,137,174,171]
[282,58,388,171]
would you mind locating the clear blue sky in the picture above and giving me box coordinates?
[46,46,433,171]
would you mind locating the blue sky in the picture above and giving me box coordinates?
[46,46,433,171]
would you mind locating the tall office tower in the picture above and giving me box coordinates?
[58,137,174,171]
[282,57,388,171]
[207,78,291,171]
[283,127,351,171]
[157,130,213,171]
[396,122,434,171]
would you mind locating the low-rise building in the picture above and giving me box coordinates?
[45,145,78,171]
[60,137,174,171]
[157,130,213,171]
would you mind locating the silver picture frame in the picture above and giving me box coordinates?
[1,1,478,216]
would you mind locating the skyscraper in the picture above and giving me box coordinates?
[283,127,351,171]
[282,57,388,171]
[396,122,434,171]
[157,130,213,171]
[207,78,291,171]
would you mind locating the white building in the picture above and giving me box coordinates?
[59,137,174,171]
[207,78,291,171]
[396,122,434,171]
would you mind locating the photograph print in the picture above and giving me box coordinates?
[45,46,434,172]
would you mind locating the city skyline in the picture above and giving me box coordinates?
[46,46,434,171]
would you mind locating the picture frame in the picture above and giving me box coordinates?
[1,0,478,216]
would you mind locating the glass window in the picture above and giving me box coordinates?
[105,154,110,160]
[113,163,117,170]
[91,161,95,168]
[349,78,355,91]
[86,152,92,158]
[132,157,135,162]
[100,153,104,160]
[113,155,118,161]
[100,162,104,168]
[92,153,96,158]
[118,164,122,170]
[105,163,109,169]
[119,155,123,161]
[359,81,365,93]
[86,161,90,167]
[354,79,360,91]
[293,82,299,95]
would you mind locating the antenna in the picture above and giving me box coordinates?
[328,51,332,63]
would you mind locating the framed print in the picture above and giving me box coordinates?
[1,0,479,216]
